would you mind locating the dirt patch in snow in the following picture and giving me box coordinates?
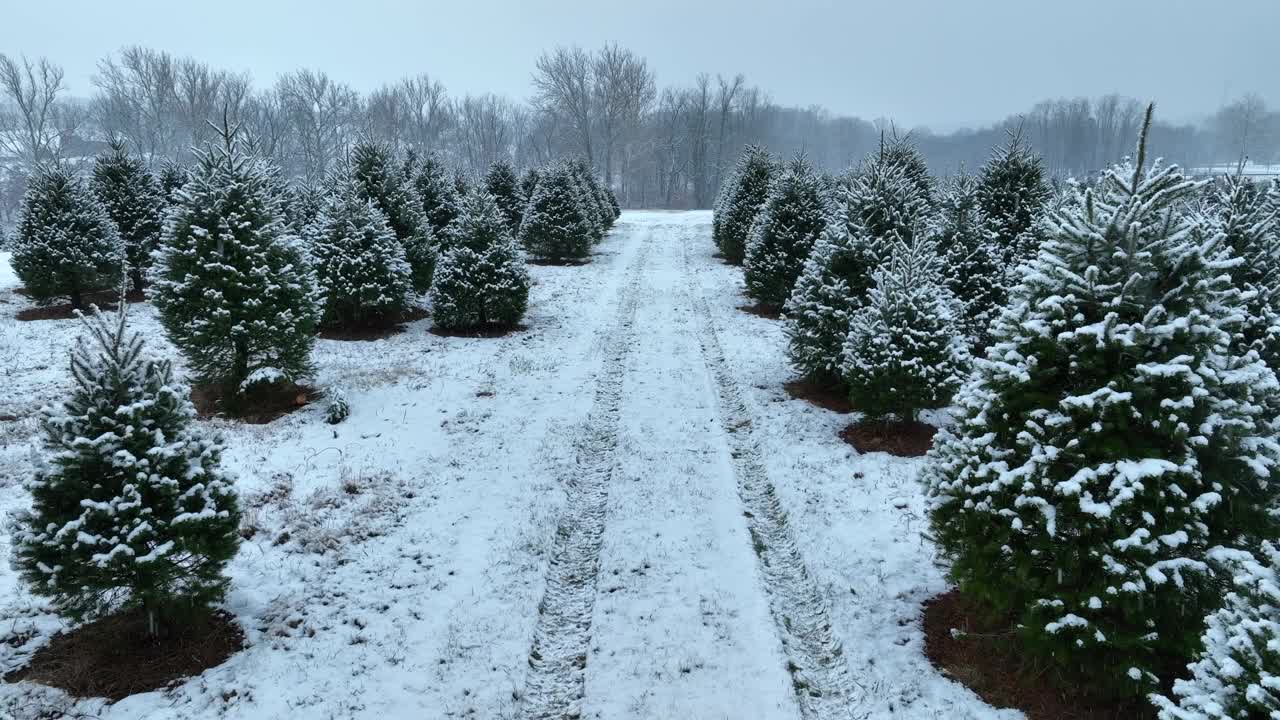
[526,257,591,266]
[191,382,319,424]
[429,323,527,338]
[736,302,781,320]
[318,306,429,341]
[922,589,1154,719]
[14,288,146,321]
[783,378,852,413]
[839,419,936,457]
[4,608,244,702]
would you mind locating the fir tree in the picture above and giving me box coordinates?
[717,146,775,264]
[432,190,530,330]
[518,163,593,263]
[924,109,1280,699]
[714,162,743,248]
[307,176,413,329]
[1207,175,1280,369]
[784,158,930,384]
[484,160,523,234]
[878,133,934,205]
[977,130,1051,269]
[1152,544,1280,720]
[935,173,1004,350]
[744,155,828,307]
[840,236,968,422]
[567,159,606,243]
[350,140,437,293]
[413,151,461,235]
[12,163,123,309]
[11,306,240,635]
[151,119,321,407]
[157,159,190,206]
[92,139,165,293]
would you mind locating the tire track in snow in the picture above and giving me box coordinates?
[679,229,859,720]
[518,230,653,720]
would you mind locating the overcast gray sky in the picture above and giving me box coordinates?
[2,0,1276,129]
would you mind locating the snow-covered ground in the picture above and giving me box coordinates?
[0,213,1010,719]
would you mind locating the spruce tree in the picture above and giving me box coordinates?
[924,109,1280,699]
[878,133,934,206]
[1207,175,1280,369]
[92,139,165,294]
[157,159,190,206]
[935,173,1004,351]
[484,160,523,234]
[567,159,606,243]
[1152,544,1280,720]
[151,120,321,407]
[11,306,240,634]
[413,151,461,235]
[977,130,1051,269]
[840,236,968,422]
[744,155,828,307]
[714,162,743,248]
[784,158,930,384]
[518,163,593,263]
[432,190,530,330]
[13,163,123,309]
[307,176,413,329]
[350,140,437,293]
[718,146,775,264]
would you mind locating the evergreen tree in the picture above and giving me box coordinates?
[567,159,606,242]
[281,178,325,236]
[157,159,189,206]
[413,151,461,235]
[350,140,437,293]
[784,158,930,384]
[307,176,413,329]
[878,133,934,206]
[518,163,593,263]
[1152,544,1280,720]
[717,146,775,264]
[92,139,165,294]
[977,130,1051,269]
[432,190,530,330]
[11,306,240,634]
[744,155,828,307]
[12,163,123,309]
[935,173,1004,350]
[841,236,968,422]
[453,167,471,198]
[151,121,321,407]
[714,162,743,248]
[484,160,523,234]
[924,110,1280,699]
[606,185,621,220]
[1207,175,1280,369]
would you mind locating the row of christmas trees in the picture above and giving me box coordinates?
[714,108,1280,716]
[5,122,622,650]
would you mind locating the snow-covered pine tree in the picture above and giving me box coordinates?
[484,160,524,234]
[935,172,1004,351]
[606,185,621,220]
[412,151,460,236]
[157,159,190,206]
[453,168,471,198]
[713,161,743,248]
[567,159,606,243]
[784,158,930,384]
[977,129,1051,269]
[13,163,123,310]
[307,175,413,329]
[518,163,593,263]
[743,155,828,307]
[840,235,968,422]
[1206,174,1280,369]
[11,306,240,634]
[924,108,1280,699]
[350,140,437,293]
[151,118,321,408]
[878,133,934,206]
[91,139,165,294]
[282,178,325,236]
[718,146,775,264]
[1152,543,1280,720]
[431,190,530,330]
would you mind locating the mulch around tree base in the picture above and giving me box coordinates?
[429,323,527,339]
[783,379,853,414]
[191,383,319,424]
[922,590,1155,720]
[4,608,244,702]
[15,289,146,322]
[839,419,937,457]
[318,307,430,341]
[526,257,591,266]
[738,302,781,319]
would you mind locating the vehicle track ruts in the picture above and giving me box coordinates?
[679,228,859,720]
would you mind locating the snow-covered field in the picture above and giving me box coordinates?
[0,212,1010,719]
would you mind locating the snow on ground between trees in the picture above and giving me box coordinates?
[0,215,1010,719]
